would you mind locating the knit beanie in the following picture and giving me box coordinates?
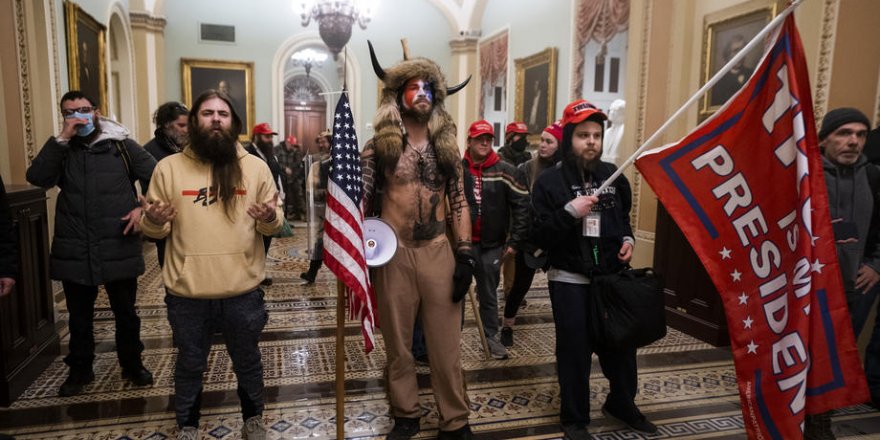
[819,107,870,140]
[543,121,563,143]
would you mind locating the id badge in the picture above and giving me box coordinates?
[583,212,601,237]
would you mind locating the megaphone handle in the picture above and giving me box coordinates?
[467,284,491,361]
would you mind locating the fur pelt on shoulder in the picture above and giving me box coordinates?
[372,57,460,179]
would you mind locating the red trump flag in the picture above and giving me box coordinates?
[636,16,867,439]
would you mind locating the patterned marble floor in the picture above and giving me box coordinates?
[2,225,880,439]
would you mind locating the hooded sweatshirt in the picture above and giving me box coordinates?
[141,144,283,298]
[822,155,880,291]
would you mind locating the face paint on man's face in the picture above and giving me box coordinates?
[402,79,433,110]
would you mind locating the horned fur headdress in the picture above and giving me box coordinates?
[369,40,470,177]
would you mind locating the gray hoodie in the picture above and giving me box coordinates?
[822,155,880,292]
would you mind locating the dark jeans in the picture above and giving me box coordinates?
[504,251,537,320]
[62,278,144,372]
[549,280,639,425]
[165,289,268,428]
[474,244,503,339]
[849,284,880,398]
[155,238,167,268]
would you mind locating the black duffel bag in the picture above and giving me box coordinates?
[590,267,667,350]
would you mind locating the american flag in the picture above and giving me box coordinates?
[322,92,378,353]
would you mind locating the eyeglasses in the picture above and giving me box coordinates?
[61,106,95,117]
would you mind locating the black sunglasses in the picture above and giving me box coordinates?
[61,106,95,117]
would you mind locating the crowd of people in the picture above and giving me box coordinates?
[4,43,880,440]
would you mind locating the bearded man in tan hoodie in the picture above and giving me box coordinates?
[140,89,282,440]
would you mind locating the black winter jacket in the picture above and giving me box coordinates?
[26,119,156,285]
[462,151,530,249]
[532,160,633,276]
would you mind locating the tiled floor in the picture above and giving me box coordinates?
[1,226,880,439]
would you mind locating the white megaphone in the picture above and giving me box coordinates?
[364,217,398,267]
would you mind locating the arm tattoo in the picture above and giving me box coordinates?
[361,142,377,216]
[446,162,471,251]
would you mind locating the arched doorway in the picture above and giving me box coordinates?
[107,8,136,134]
[283,75,326,150]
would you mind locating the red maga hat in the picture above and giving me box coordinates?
[468,120,495,138]
[252,122,277,135]
[561,99,607,127]
[505,121,529,135]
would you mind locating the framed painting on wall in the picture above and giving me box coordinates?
[64,1,107,115]
[700,2,776,119]
[181,58,255,140]
[515,47,557,137]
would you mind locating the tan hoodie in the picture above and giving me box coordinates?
[140,144,283,298]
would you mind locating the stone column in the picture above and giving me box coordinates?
[129,11,166,141]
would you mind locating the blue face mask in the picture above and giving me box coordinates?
[70,112,95,137]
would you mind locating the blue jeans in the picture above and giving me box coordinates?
[165,289,268,428]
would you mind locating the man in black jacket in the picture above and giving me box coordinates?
[246,122,284,286]
[26,91,156,397]
[143,101,188,268]
[462,120,529,360]
[532,99,655,439]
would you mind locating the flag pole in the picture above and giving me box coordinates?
[334,46,348,440]
[336,279,345,440]
[594,0,802,195]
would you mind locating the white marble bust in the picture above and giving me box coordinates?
[603,99,626,165]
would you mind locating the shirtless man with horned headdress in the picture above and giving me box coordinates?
[361,40,474,440]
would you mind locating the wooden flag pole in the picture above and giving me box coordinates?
[336,279,345,440]
[467,285,491,360]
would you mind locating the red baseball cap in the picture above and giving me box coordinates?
[505,121,529,135]
[286,135,297,145]
[252,123,277,136]
[561,99,607,127]
[468,120,495,138]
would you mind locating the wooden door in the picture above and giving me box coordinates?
[654,203,729,346]
[284,101,326,150]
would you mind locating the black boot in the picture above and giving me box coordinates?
[300,260,322,284]
[59,368,95,397]
[387,417,420,440]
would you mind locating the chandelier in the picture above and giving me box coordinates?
[292,48,328,79]
[299,0,375,60]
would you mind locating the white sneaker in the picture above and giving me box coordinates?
[242,415,267,440]
[177,426,199,440]
[487,337,509,360]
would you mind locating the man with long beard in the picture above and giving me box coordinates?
[362,41,474,439]
[532,99,656,439]
[140,90,282,440]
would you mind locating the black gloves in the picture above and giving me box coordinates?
[452,249,476,303]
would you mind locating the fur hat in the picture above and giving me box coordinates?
[369,40,470,176]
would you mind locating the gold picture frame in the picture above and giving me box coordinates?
[181,58,255,141]
[515,47,558,138]
[700,1,777,119]
[64,1,107,114]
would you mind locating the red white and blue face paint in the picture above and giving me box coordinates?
[402,78,433,110]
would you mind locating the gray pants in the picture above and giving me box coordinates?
[165,289,268,428]
[474,244,503,339]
